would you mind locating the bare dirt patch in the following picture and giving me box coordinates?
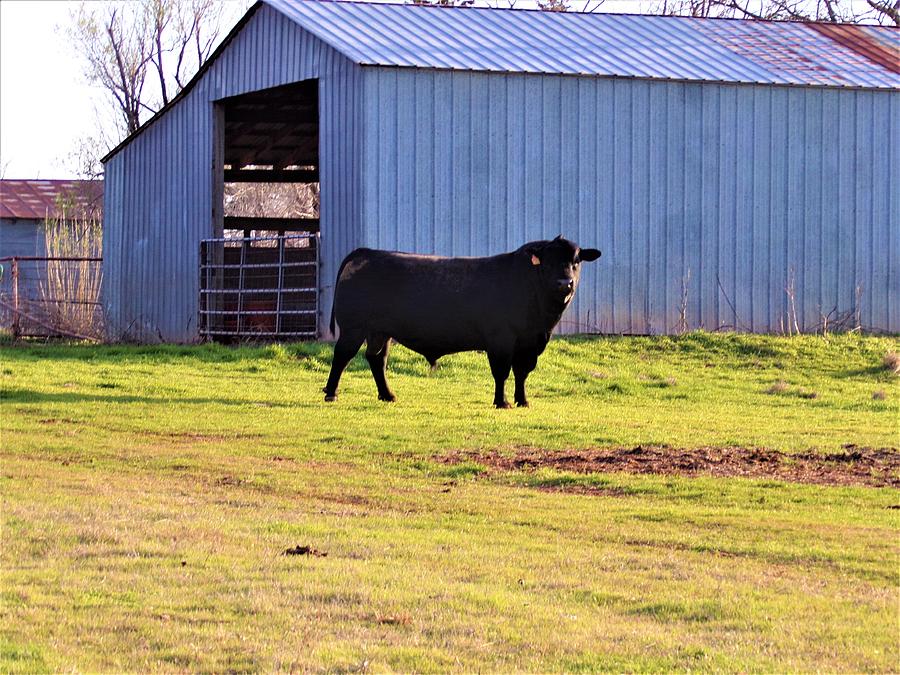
[442,444,900,489]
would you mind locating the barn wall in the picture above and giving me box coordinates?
[360,68,899,334]
[102,4,364,342]
[0,218,47,327]
[0,218,45,259]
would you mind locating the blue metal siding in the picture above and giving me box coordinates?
[360,67,899,334]
[0,219,47,325]
[102,5,364,341]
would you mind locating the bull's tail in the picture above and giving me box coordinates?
[330,252,354,336]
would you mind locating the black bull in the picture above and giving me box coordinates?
[323,236,601,408]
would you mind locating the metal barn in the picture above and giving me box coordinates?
[101,0,900,341]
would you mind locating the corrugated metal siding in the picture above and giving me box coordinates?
[360,68,899,334]
[0,218,45,258]
[102,4,363,341]
[0,219,47,324]
[268,0,900,89]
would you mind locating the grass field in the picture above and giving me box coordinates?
[1,332,898,672]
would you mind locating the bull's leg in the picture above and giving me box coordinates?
[323,329,365,402]
[512,351,538,407]
[365,333,396,402]
[487,351,513,409]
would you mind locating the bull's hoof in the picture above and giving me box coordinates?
[516,400,530,408]
[324,394,337,402]
[378,393,397,402]
[495,400,512,409]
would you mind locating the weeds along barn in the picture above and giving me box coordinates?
[101,0,899,342]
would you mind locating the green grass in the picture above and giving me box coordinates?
[1,332,898,672]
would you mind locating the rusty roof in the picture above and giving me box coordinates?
[0,180,103,220]
[807,23,900,75]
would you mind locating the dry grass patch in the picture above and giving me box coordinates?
[765,380,789,395]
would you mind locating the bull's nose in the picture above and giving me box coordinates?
[558,279,574,293]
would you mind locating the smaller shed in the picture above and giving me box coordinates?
[0,180,103,334]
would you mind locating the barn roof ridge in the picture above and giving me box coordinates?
[102,0,899,165]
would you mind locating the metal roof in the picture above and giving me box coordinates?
[0,180,103,220]
[267,0,900,89]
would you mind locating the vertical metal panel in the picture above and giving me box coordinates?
[854,92,872,329]
[414,70,435,253]
[318,41,363,339]
[888,94,900,331]
[451,73,471,254]
[505,77,526,253]
[574,77,598,332]
[820,89,841,327]
[487,74,507,257]
[102,4,364,341]
[652,82,668,334]
[359,67,898,334]
[699,84,720,331]
[665,83,686,332]
[431,74,453,256]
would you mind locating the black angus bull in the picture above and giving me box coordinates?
[323,236,601,408]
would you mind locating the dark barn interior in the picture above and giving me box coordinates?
[200,80,321,341]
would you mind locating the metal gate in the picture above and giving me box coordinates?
[199,233,319,341]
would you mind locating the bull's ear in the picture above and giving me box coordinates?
[521,244,543,266]
[579,248,602,262]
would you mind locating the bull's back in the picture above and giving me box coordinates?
[332,249,516,352]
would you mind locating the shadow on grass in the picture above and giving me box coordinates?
[1,387,302,408]
[0,341,337,367]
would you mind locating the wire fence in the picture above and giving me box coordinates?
[199,233,319,341]
[0,256,104,339]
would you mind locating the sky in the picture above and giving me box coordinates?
[0,0,251,180]
[0,1,99,179]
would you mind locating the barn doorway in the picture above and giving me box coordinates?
[201,80,320,341]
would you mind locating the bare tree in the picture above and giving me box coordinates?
[411,0,476,6]
[65,0,227,164]
[651,0,900,24]
[411,0,898,22]
[224,182,320,220]
[538,0,572,10]
[68,4,152,137]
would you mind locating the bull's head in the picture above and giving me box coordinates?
[522,235,601,304]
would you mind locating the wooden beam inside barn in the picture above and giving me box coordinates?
[224,169,319,183]
[224,216,320,233]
